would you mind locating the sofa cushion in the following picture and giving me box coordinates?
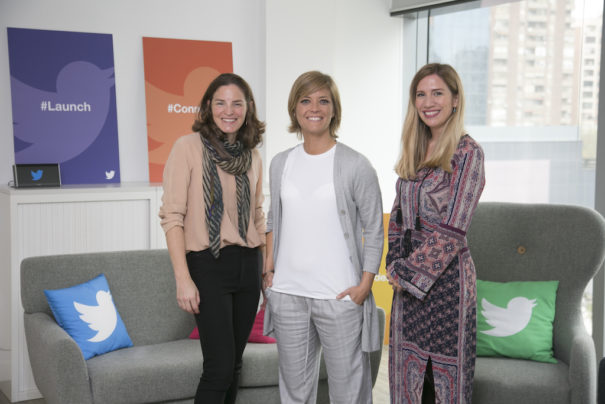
[87,339,201,404]
[476,279,558,363]
[44,274,133,360]
[86,338,283,403]
[473,357,570,404]
[240,343,280,386]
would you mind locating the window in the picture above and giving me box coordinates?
[402,0,602,333]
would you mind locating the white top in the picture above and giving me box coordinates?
[271,144,357,300]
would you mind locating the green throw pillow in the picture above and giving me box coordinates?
[476,279,559,363]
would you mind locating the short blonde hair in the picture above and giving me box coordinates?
[287,71,341,139]
[395,63,465,179]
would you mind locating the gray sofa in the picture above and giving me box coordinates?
[468,202,605,404]
[20,249,385,404]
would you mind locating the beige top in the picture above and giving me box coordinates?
[159,133,266,252]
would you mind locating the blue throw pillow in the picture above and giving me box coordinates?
[44,274,133,360]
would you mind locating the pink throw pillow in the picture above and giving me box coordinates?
[189,326,199,339]
[188,308,276,343]
[247,308,276,343]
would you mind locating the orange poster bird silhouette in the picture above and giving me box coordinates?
[143,37,232,182]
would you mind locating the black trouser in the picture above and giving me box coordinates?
[186,245,261,404]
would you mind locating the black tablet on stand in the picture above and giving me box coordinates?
[12,163,61,188]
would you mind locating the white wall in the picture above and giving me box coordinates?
[265,0,403,211]
[0,0,266,185]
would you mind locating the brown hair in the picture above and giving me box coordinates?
[287,71,341,139]
[192,73,265,150]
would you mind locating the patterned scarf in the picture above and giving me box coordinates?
[201,136,252,258]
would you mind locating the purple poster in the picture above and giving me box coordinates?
[7,27,120,184]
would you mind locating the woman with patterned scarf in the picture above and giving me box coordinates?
[159,73,266,404]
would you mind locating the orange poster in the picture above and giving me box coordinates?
[143,37,233,182]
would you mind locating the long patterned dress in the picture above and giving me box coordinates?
[387,135,485,404]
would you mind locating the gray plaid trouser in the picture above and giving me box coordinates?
[266,290,373,404]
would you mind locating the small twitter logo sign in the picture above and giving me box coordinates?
[31,169,43,181]
[105,170,115,180]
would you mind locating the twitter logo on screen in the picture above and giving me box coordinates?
[31,169,43,181]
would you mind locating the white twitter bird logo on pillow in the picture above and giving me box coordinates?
[74,290,118,342]
[481,297,537,337]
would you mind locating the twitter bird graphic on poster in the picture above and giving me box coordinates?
[146,66,219,181]
[31,170,43,181]
[105,170,115,180]
[480,297,537,337]
[12,60,114,163]
[74,290,118,342]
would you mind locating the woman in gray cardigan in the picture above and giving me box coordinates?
[262,71,384,404]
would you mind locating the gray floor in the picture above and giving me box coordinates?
[0,345,390,404]
[0,394,43,404]
[373,344,390,403]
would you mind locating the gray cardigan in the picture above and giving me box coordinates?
[263,142,384,352]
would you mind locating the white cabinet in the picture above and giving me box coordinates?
[0,183,166,402]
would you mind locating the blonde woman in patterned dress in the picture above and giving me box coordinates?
[386,63,485,404]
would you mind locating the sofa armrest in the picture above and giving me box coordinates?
[24,312,94,404]
[569,332,597,404]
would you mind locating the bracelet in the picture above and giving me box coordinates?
[261,270,275,279]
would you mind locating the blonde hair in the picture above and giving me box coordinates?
[287,71,341,139]
[395,63,465,179]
